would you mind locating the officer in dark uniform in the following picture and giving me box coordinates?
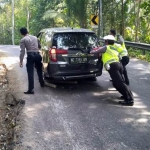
[19,27,44,94]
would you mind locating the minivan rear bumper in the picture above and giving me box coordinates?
[46,61,103,80]
[52,72,102,80]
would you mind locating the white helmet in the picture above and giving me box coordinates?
[103,35,116,41]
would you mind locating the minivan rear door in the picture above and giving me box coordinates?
[50,32,102,74]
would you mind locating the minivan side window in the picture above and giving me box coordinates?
[40,32,48,50]
[45,31,53,48]
[37,32,42,41]
[40,32,50,63]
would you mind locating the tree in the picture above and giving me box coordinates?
[0,0,150,44]
[65,0,89,28]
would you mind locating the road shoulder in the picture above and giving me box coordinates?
[0,51,25,149]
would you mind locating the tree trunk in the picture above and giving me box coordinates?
[133,0,136,41]
[110,0,115,29]
[26,0,30,31]
[120,0,124,37]
[12,0,14,45]
[135,0,141,42]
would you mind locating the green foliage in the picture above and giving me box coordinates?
[140,0,150,15]
[124,27,135,41]
[128,47,150,62]
[0,0,150,45]
[65,0,90,28]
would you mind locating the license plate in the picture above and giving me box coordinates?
[70,57,88,64]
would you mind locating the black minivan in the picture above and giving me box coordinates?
[37,27,103,81]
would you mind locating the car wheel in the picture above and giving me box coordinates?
[87,77,97,81]
[43,72,49,80]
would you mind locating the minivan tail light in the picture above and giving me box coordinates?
[49,48,68,62]
[49,48,57,62]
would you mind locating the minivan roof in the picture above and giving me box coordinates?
[40,27,94,33]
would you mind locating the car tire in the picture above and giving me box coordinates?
[43,72,49,80]
[87,77,97,81]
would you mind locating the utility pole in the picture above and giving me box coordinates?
[98,0,103,37]
[26,0,29,31]
[12,0,14,45]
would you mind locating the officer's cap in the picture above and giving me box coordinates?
[103,35,116,41]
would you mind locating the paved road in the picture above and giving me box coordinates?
[0,45,150,150]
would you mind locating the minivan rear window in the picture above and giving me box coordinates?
[52,32,99,49]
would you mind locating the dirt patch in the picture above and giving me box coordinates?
[0,53,25,149]
[0,64,8,88]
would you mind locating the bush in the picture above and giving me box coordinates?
[128,47,150,62]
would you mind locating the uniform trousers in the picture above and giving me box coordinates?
[26,52,44,91]
[121,56,129,84]
[108,62,133,101]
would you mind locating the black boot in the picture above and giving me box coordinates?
[40,81,45,87]
[125,80,130,85]
[119,100,134,106]
[24,90,34,94]
[119,96,125,100]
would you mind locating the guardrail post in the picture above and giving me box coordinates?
[142,49,146,55]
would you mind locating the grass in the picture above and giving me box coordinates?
[128,47,150,62]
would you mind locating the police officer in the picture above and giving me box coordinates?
[90,35,134,106]
[19,27,44,94]
[110,29,130,85]
[110,29,117,40]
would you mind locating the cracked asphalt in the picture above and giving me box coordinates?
[0,45,150,150]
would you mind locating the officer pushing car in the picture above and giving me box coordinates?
[90,35,134,106]
[110,29,130,85]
